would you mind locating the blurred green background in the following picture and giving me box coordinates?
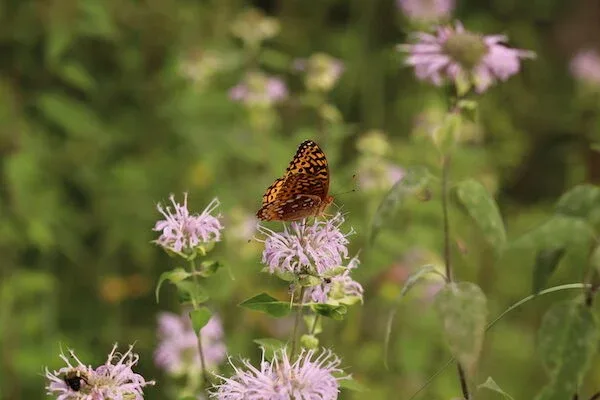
[1,0,600,399]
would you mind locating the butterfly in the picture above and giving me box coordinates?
[256,140,334,221]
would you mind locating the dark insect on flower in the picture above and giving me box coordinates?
[63,369,88,391]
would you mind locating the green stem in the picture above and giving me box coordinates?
[190,260,210,390]
[442,155,453,283]
[310,314,320,335]
[290,287,306,358]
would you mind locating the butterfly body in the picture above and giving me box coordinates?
[257,140,333,221]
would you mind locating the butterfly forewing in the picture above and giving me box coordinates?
[257,140,332,221]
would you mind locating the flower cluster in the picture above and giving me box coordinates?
[229,72,288,106]
[570,49,600,86]
[304,257,364,305]
[154,312,227,375]
[153,194,223,255]
[211,348,346,400]
[294,53,345,92]
[397,0,455,22]
[399,22,535,93]
[45,345,154,400]
[258,213,351,276]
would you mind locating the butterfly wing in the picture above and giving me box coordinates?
[261,178,285,205]
[257,140,332,221]
[284,140,330,198]
[256,174,326,221]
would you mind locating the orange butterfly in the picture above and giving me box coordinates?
[256,140,334,221]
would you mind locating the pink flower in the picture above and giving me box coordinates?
[153,194,223,254]
[397,0,455,22]
[257,213,352,277]
[399,22,535,93]
[211,348,347,400]
[154,312,226,375]
[229,74,288,105]
[570,49,600,85]
[304,257,364,304]
[45,344,154,400]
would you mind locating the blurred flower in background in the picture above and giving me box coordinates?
[229,72,288,107]
[399,22,535,92]
[356,131,404,192]
[304,256,364,304]
[46,345,154,400]
[153,194,223,255]
[179,49,230,90]
[397,0,455,22]
[258,213,352,276]
[294,53,345,93]
[230,8,280,48]
[570,49,600,86]
[211,348,346,400]
[154,312,226,376]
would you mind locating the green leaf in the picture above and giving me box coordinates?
[239,293,291,318]
[155,268,192,303]
[478,377,515,400]
[253,338,287,360]
[369,166,431,243]
[297,275,322,287]
[555,184,600,221]
[322,266,347,278]
[36,93,103,137]
[311,303,347,320]
[434,282,487,373]
[338,376,369,392]
[198,260,223,277]
[189,307,212,335]
[57,62,95,92]
[454,179,506,250]
[532,247,566,294]
[535,301,598,400]
[591,244,600,274]
[175,280,209,306]
[513,215,593,272]
[384,264,445,368]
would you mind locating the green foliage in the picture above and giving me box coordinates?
[454,178,506,250]
[253,338,287,360]
[434,282,488,373]
[532,247,566,294]
[2,0,600,398]
[535,301,599,400]
[238,293,291,318]
[189,307,212,335]
[369,166,431,243]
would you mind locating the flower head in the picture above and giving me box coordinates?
[229,73,288,106]
[45,344,154,400]
[570,49,600,86]
[153,194,223,255]
[304,257,364,304]
[397,0,455,22]
[399,22,535,93]
[211,348,347,400]
[294,53,345,92]
[154,312,226,375]
[258,213,352,277]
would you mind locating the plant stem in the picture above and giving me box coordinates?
[190,260,211,389]
[290,286,306,359]
[442,155,453,283]
[441,154,470,399]
[310,314,320,335]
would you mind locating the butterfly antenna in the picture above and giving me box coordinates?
[331,174,359,197]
